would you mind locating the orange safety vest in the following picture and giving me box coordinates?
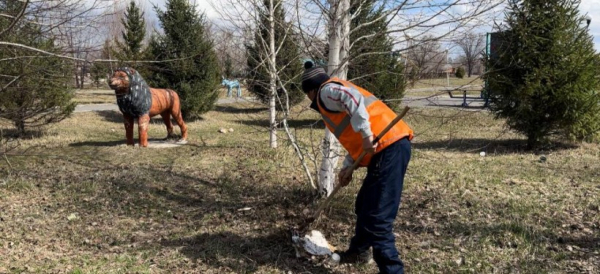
[316,77,414,167]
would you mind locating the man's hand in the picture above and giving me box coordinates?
[338,167,354,187]
[362,135,378,154]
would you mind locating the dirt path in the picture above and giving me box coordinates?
[75,93,487,113]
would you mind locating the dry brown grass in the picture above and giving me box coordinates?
[73,89,115,105]
[0,101,598,273]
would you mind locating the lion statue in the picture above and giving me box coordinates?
[108,67,187,147]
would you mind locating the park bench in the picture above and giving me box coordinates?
[447,88,489,107]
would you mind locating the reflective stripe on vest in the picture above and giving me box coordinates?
[320,95,378,138]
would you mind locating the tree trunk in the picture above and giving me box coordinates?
[80,62,86,88]
[268,0,277,149]
[75,63,81,88]
[14,118,25,136]
[467,60,473,77]
[318,0,350,197]
[527,133,538,150]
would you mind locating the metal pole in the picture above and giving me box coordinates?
[446,48,450,86]
[483,33,491,107]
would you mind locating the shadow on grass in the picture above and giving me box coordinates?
[396,188,599,263]
[0,127,50,139]
[95,109,204,124]
[29,149,328,271]
[412,138,579,154]
[427,103,486,109]
[96,110,123,123]
[239,118,324,128]
[214,105,269,114]
[69,137,187,147]
[68,140,125,147]
[430,221,597,261]
[160,231,331,273]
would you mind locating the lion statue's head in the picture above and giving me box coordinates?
[109,67,152,117]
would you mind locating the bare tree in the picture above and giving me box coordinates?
[0,0,117,90]
[455,31,485,77]
[214,0,320,188]
[212,28,246,78]
[294,0,505,195]
[216,0,308,149]
[405,35,445,81]
[315,0,351,196]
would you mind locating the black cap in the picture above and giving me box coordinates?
[301,61,330,93]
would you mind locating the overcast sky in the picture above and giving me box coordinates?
[139,0,600,51]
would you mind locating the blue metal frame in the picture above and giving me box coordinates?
[482,32,491,108]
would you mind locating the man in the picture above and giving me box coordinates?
[301,61,413,274]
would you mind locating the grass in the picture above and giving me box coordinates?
[73,89,115,105]
[0,100,599,273]
[406,76,484,97]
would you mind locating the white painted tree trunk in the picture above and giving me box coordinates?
[268,0,277,149]
[318,0,350,197]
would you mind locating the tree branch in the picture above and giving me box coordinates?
[0,41,206,64]
[0,0,29,38]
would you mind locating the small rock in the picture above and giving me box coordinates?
[479,151,486,157]
[67,213,78,221]
[228,128,234,132]
[567,245,573,251]
[111,129,115,132]
[539,155,547,162]
[418,241,431,247]
[218,128,227,133]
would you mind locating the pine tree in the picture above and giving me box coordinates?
[116,1,146,62]
[347,0,406,111]
[147,0,221,118]
[455,66,466,79]
[0,2,74,135]
[111,0,152,77]
[484,0,600,148]
[246,0,304,109]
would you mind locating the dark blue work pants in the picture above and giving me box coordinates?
[348,137,411,274]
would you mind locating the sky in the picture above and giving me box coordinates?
[139,0,600,51]
[580,0,600,51]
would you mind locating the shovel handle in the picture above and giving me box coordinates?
[311,106,410,219]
